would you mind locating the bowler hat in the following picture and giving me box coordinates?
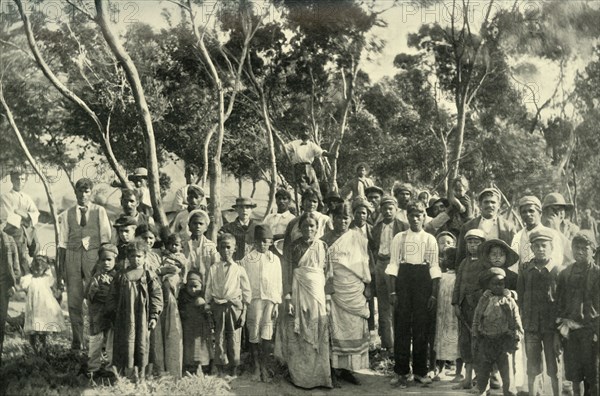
[232,197,257,208]
[479,239,519,268]
[542,193,574,210]
[128,167,148,180]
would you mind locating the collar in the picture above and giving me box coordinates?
[407,228,424,236]
[530,258,555,272]
[78,205,89,210]
[237,218,251,227]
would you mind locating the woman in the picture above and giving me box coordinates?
[275,212,333,388]
[322,203,371,385]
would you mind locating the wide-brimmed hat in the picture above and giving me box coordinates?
[232,197,257,208]
[479,239,519,268]
[323,190,344,204]
[542,193,574,210]
[355,162,370,173]
[128,167,148,181]
[364,186,384,197]
[426,197,449,217]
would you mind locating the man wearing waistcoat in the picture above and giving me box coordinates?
[57,178,111,350]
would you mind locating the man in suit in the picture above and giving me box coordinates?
[456,188,517,267]
[371,195,408,353]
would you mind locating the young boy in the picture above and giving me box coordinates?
[556,231,599,396]
[240,225,282,382]
[171,185,206,238]
[437,231,457,256]
[452,229,487,389]
[516,229,561,396]
[472,268,523,396]
[86,243,118,377]
[184,210,219,279]
[107,240,163,382]
[447,175,473,235]
[205,233,251,377]
[112,215,138,271]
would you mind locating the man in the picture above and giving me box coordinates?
[57,178,111,350]
[456,188,517,266]
[262,189,295,241]
[371,196,407,354]
[0,227,19,365]
[365,185,384,225]
[392,182,413,223]
[0,169,39,226]
[171,185,206,239]
[386,201,440,387]
[284,132,331,200]
[579,209,598,241]
[541,193,579,241]
[340,162,375,200]
[128,167,152,208]
[119,189,154,226]
[173,164,203,212]
[219,197,258,261]
[323,190,344,218]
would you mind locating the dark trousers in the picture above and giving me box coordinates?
[0,285,9,363]
[293,163,322,201]
[393,264,432,377]
[475,335,516,396]
[564,328,599,396]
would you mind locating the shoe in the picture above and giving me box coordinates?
[340,370,361,385]
[490,377,501,389]
[414,374,433,385]
[452,379,473,390]
[390,374,408,388]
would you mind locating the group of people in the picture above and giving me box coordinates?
[0,162,598,396]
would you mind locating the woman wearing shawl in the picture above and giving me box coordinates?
[322,203,371,385]
[275,212,333,389]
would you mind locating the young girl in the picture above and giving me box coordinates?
[20,255,66,353]
[107,240,163,382]
[479,238,519,291]
[433,248,462,382]
[135,223,162,272]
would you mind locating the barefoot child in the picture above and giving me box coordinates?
[86,244,118,376]
[112,215,138,271]
[241,225,282,382]
[451,229,486,389]
[205,233,251,377]
[472,268,523,396]
[107,240,163,382]
[20,255,66,353]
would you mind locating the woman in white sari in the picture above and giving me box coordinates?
[322,203,371,385]
[275,212,333,389]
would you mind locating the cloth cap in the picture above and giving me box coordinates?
[99,243,119,257]
[379,195,397,208]
[187,184,205,197]
[479,239,520,267]
[254,224,273,240]
[572,230,597,250]
[113,215,137,228]
[364,186,384,197]
[436,231,457,244]
[465,229,486,241]
[323,190,344,204]
[186,271,203,284]
[392,182,414,196]
[478,187,501,202]
[352,196,373,213]
[233,197,257,208]
[128,167,148,180]
[518,195,542,212]
[479,267,506,288]
[542,192,574,210]
[529,228,554,244]
[188,209,210,225]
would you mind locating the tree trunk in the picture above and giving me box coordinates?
[14,0,129,187]
[449,100,467,180]
[95,0,168,228]
[261,96,278,219]
[201,124,217,187]
[238,176,243,197]
[572,167,578,223]
[0,84,60,257]
[250,179,257,199]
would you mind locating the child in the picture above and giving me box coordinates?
[184,210,219,280]
[162,233,187,279]
[135,223,162,272]
[20,255,66,353]
[480,239,519,290]
[107,240,163,382]
[205,233,251,377]
[451,228,486,389]
[556,231,599,396]
[437,231,457,258]
[112,215,138,271]
[178,271,213,375]
[240,225,282,382]
[171,185,207,238]
[447,176,473,235]
[472,268,523,396]
[434,248,462,382]
[86,244,118,377]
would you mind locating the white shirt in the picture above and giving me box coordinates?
[263,211,295,237]
[241,249,282,304]
[385,229,441,279]
[284,140,324,164]
[510,224,566,272]
[0,189,40,226]
[479,217,499,239]
[58,204,112,249]
[378,222,394,256]
[173,185,208,212]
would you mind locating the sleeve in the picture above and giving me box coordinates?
[460,196,473,220]
[97,206,111,244]
[58,211,69,249]
[516,267,525,311]
[20,274,33,291]
[455,225,468,268]
[204,267,214,304]
[86,276,100,301]
[452,259,465,305]
[309,142,324,158]
[239,266,252,305]
[427,236,441,279]
[273,256,283,304]
[424,211,451,235]
[147,272,164,321]
[511,298,524,340]
[0,193,9,224]
[555,270,566,319]
[510,232,521,270]
[385,233,401,276]
[21,194,40,226]
[471,295,486,337]
[174,186,187,212]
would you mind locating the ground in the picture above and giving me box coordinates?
[1,296,561,396]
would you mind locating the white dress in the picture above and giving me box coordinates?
[20,270,66,334]
[434,270,460,361]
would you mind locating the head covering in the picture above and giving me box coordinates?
[465,229,486,241]
[331,202,353,218]
[186,271,203,284]
[572,230,597,250]
[188,209,210,225]
[185,164,200,174]
[518,195,542,212]
[426,197,449,217]
[355,162,370,174]
[478,187,501,202]
[128,167,148,180]
[364,186,384,197]
[275,189,292,200]
[542,193,574,210]
[392,182,414,197]
[187,184,205,198]
[529,228,554,244]
[479,239,520,267]
[254,224,273,240]
[323,190,344,204]
[232,197,257,208]
[379,195,397,208]
[75,178,94,191]
[352,196,373,214]
[113,215,137,228]
[436,231,457,244]
[406,201,426,215]
[99,243,119,257]
[479,267,506,288]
